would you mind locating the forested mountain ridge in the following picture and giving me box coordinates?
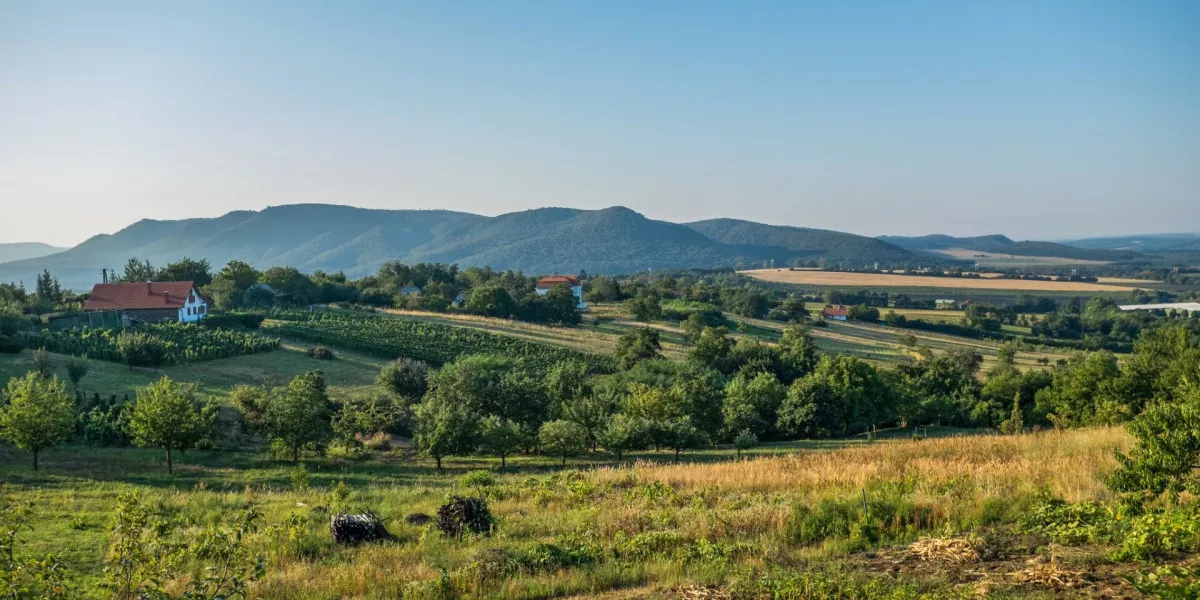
[0,204,924,289]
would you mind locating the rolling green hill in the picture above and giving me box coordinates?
[879,233,1136,262]
[0,204,923,289]
[1063,233,1200,253]
[0,242,67,263]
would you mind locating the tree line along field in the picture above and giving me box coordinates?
[358,304,1060,372]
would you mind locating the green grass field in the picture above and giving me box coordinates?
[0,340,386,402]
[0,426,1157,599]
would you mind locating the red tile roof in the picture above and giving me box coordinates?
[84,282,199,311]
[536,275,580,289]
[823,306,849,317]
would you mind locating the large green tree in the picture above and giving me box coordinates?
[537,419,589,466]
[261,371,334,461]
[722,371,786,438]
[0,372,75,470]
[205,260,262,309]
[156,257,212,286]
[414,393,478,470]
[126,376,214,473]
[1107,385,1200,500]
[615,327,662,370]
[260,267,319,306]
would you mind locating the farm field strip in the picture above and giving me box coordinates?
[741,268,1138,292]
[932,247,1112,266]
[732,314,1070,371]
[264,312,614,372]
[377,308,691,360]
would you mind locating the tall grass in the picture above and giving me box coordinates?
[1,428,1131,598]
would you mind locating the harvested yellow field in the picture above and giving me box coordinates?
[933,247,1111,266]
[741,268,1136,292]
[1097,276,1160,284]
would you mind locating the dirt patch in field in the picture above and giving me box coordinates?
[851,537,1144,599]
[741,269,1135,292]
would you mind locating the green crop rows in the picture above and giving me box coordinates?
[265,310,615,373]
[19,323,281,365]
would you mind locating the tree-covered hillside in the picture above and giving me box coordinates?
[0,205,925,289]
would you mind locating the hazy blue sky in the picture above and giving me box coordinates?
[2,1,1197,246]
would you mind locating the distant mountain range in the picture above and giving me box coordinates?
[1061,233,1200,253]
[0,204,933,290]
[879,234,1136,262]
[0,242,68,264]
[1,204,1179,291]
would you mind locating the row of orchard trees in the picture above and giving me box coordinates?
[0,366,347,473]
[4,321,1196,473]
[411,320,1200,468]
[0,371,214,472]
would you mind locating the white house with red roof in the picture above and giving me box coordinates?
[822,305,849,321]
[83,281,209,324]
[534,275,586,310]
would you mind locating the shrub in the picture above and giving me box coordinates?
[0,335,22,354]
[436,496,494,538]
[201,313,266,330]
[1132,564,1200,600]
[1113,504,1200,561]
[522,538,600,570]
[117,331,171,369]
[306,345,335,360]
[1017,499,1117,544]
[458,470,496,489]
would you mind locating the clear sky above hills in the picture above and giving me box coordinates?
[2,1,1197,246]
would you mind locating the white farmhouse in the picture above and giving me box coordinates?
[535,275,586,310]
[83,281,210,324]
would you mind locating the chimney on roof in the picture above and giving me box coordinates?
[102,268,108,284]
[147,282,152,294]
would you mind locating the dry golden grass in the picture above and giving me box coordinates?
[594,428,1129,503]
[741,268,1135,292]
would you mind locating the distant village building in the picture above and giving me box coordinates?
[1119,302,1200,314]
[535,275,586,310]
[83,281,208,324]
[397,286,423,297]
[822,305,849,321]
[935,299,957,310]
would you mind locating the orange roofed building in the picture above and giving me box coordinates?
[822,305,849,321]
[83,281,209,324]
[535,275,586,310]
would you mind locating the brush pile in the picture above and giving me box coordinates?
[437,496,494,538]
[330,512,394,545]
[907,536,982,564]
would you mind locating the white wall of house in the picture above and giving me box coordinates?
[177,288,209,323]
[535,285,586,310]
